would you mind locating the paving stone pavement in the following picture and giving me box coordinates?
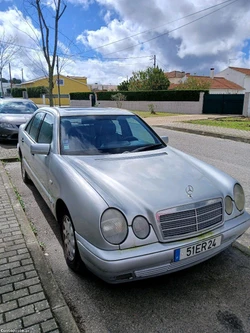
[0,162,80,333]
[0,114,249,332]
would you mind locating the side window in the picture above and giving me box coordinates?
[37,113,54,144]
[27,113,45,141]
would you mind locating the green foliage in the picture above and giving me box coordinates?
[11,88,26,97]
[12,86,48,98]
[70,92,90,100]
[12,78,21,84]
[148,103,156,114]
[175,77,211,90]
[117,80,129,91]
[0,78,8,83]
[70,90,205,102]
[128,66,170,91]
[111,93,126,108]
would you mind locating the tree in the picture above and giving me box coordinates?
[0,31,20,96]
[111,93,126,108]
[174,77,211,90]
[117,80,129,91]
[12,78,22,84]
[28,0,67,106]
[128,66,170,91]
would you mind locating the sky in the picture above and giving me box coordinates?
[0,0,250,85]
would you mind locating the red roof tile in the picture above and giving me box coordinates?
[229,67,250,75]
[165,71,185,79]
[183,75,244,90]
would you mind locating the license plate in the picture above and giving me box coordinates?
[174,236,222,262]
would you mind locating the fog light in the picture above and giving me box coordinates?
[225,196,233,215]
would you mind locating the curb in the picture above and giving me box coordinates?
[0,163,81,333]
[154,124,250,144]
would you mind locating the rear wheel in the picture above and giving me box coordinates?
[61,210,84,273]
[21,157,30,184]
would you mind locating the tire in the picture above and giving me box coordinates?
[60,209,85,273]
[21,157,30,184]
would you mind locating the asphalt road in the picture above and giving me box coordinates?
[3,129,250,333]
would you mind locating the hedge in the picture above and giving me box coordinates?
[70,90,208,102]
[11,86,48,98]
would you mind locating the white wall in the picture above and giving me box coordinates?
[216,68,246,91]
[209,88,245,94]
[70,93,204,114]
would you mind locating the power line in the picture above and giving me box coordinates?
[80,0,237,55]
[102,0,239,56]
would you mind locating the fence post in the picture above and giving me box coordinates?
[243,92,250,117]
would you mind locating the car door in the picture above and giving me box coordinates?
[21,111,54,208]
[21,111,45,176]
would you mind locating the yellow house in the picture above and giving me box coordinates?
[20,74,91,106]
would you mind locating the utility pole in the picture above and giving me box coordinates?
[153,55,156,68]
[56,55,61,107]
[9,63,12,96]
[21,68,24,82]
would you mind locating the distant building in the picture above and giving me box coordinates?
[17,74,90,106]
[216,67,250,93]
[165,70,185,84]
[167,68,245,94]
[19,74,90,94]
[89,84,118,92]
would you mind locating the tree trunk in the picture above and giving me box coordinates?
[48,68,54,106]
[0,69,4,97]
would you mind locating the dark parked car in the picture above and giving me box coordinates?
[0,98,38,141]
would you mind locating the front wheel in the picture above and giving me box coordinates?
[61,210,85,273]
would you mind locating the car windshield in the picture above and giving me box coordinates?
[60,115,165,155]
[0,101,38,114]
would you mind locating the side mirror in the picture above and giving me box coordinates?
[30,143,50,155]
[161,136,169,145]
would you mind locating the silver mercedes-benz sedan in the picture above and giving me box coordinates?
[18,107,250,283]
[0,98,38,141]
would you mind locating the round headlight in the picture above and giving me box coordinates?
[101,209,128,245]
[132,216,150,239]
[234,184,245,211]
[225,196,233,215]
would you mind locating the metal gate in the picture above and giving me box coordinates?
[203,94,244,114]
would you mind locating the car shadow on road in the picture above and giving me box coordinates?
[26,181,63,246]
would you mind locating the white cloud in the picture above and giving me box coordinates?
[76,0,250,77]
[1,0,250,85]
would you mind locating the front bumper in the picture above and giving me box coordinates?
[0,127,18,140]
[76,211,250,283]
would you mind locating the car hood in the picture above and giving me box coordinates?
[0,114,32,125]
[63,147,224,216]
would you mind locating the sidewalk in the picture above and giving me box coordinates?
[0,164,80,332]
[145,114,250,144]
[0,114,249,332]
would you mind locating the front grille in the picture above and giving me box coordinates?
[158,199,223,240]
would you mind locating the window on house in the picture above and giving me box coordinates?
[56,79,64,86]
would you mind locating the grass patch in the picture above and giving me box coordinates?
[13,185,26,211]
[185,117,250,131]
[133,111,179,118]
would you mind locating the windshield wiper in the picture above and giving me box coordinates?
[132,143,164,152]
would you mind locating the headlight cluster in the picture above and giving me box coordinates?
[0,122,16,128]
[225,183,245,215]
[101,209,150,245]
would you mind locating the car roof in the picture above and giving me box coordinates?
[37,107,135,117]
[0,98,36,104]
